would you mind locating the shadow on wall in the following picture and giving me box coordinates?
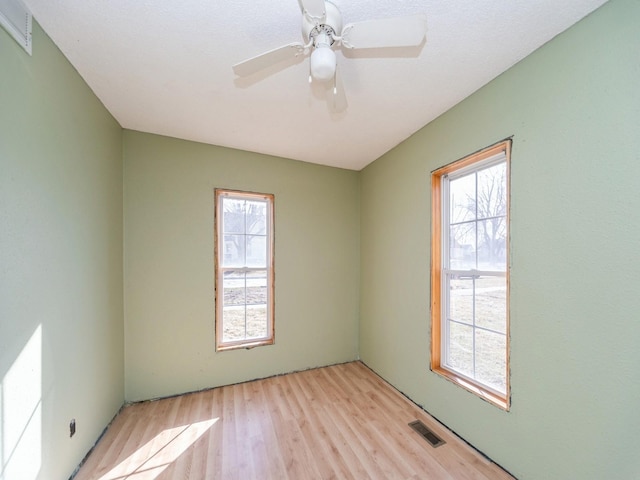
[1,324,42,480]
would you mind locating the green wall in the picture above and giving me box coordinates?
[359,0,640,478]
[123,131,360,401]
[3,0,639,478]
[0,23,124,480]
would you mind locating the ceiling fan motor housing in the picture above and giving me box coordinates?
[302,0,342,46]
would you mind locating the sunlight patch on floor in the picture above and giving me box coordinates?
[98,418,218,480]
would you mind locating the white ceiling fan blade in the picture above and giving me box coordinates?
[298,0,326,22]
[329,66,347,113]
[341,14,427,49]
[233,43,306,77]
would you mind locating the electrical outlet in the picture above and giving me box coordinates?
[70,419,76,438]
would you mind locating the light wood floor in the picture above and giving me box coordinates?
[74,361,513,479]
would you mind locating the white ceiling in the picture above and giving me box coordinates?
[22,0,607,170]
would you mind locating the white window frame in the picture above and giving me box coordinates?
[431,140,511,409]
[215,189,274,351]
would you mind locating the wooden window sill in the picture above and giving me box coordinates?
[216,338,274,352]
[432,366,510,411]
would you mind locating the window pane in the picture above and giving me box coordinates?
[222,306,246,342]
[475,329,506,394]
[246,200,267,235]
[475,276,506,333]
[477,218,506,270]
[247,269,268,341]
[222,234,245,267]
[246,269,267,305]
[449,223,476,270]
[476,163,506,221]
[222,270,246,307]
[222,269,246,342]
[446,322,473,378]
[246,305,268,339]
[246,235,267,268]
[449,276,473,325]
[449,174,476,223]
[223,199,246,234]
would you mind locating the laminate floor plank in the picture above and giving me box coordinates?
[285,373,354,479]
[73,362,513,480]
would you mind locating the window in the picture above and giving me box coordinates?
[215,189,274,350]
[431,140,510,409]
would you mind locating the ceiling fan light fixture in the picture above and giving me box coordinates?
[232,0,428,111]
[310,45,336,82]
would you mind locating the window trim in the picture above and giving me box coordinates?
[430,140,511,410]
[214,189,275,351]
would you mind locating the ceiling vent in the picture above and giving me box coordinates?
[0,0,32,55]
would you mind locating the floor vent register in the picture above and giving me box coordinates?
[408,420,446,448]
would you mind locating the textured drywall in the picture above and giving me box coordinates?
[123,131,360,401]
[0,22,124,480]
[359,0,640,478]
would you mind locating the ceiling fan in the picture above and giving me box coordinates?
[232,0,427,112]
